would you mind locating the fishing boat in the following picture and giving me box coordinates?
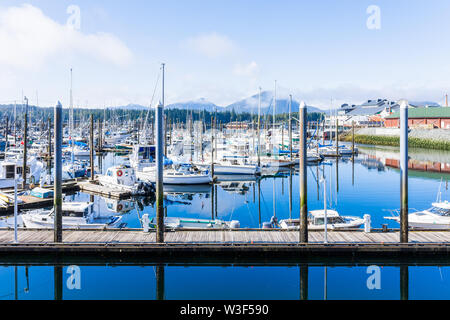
[0,159,44,188]
[278,210,365,230]
[97,165,154,195]
[384,201,450,229]
[21,202,124,229]
[146,216,240,230]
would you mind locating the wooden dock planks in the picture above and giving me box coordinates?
[0,229,449,258]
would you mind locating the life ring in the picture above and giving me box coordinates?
[117,170,123,177]
[117,204,123,211]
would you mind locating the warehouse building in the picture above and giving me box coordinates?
[384,107,450,129]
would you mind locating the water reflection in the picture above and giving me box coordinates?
[359,145,450,179]
[3,260,450,300]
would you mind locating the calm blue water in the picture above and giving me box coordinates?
[1,264,450,300]
[2,144,450,300]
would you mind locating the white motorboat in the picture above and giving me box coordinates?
[213,163,258,175]
[136,165,212,185]
[97,165,154,195]
[319,145,357,157]
[147,216,240,230]
[204,152,259,175]
[279,210,365,230]
[384,201,450,229]
[21,202,124,229]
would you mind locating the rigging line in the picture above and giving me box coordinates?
[309,165,318,184]
[142,69,162,134]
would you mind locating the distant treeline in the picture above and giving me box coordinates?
[0,104,325,128]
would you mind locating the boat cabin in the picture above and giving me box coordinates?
[309,210,346,225]
[105,165,137,186]
[61,202,93,217]
[130,145,156,170]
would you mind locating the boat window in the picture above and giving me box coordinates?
[314,217,344,225]
[5,165,15,179]
[62,211,84,217]
[429,207,450,216]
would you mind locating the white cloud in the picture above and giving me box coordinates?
[233,61,258,77]
[184,32,237,58]
[0,4,132,70]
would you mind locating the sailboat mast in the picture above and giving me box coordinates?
[257,87,261,167]
[289,94,292,160]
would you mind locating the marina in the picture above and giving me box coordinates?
[2,1,450,302]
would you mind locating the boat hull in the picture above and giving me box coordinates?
[213,164,257,175]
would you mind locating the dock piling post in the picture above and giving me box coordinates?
[400,265,409,300]
[335,118,339,157]
[211,116,215,177]
[47,117,52,171]
[364,214,371,232]
[22,97,28,189]
[289,94,293,161]
[156,264,165,300]
[90,114,94,181]
[299,101,308,243]
[54,101,63,243]
[400,99,409,243]
[142,214,149,232]
[54,266,63,300]
[156,102,165,243]
[14,167,17,243]
[300,265,308,300]
[352,120,355,154]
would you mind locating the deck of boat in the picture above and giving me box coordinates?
[0,229,449,258]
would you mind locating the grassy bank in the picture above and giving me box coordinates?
[342,134,450,151]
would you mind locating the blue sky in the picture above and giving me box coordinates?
[0,0,449,109]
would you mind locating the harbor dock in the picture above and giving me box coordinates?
[77,181,131,199]
[0,229,450,258]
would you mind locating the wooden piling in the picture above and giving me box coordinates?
[400,100,409,243]
[22,97,28,189]
[299,101,308,243]
[54,102,62,243]
[90,114,94,181]
[156,102,165,243]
